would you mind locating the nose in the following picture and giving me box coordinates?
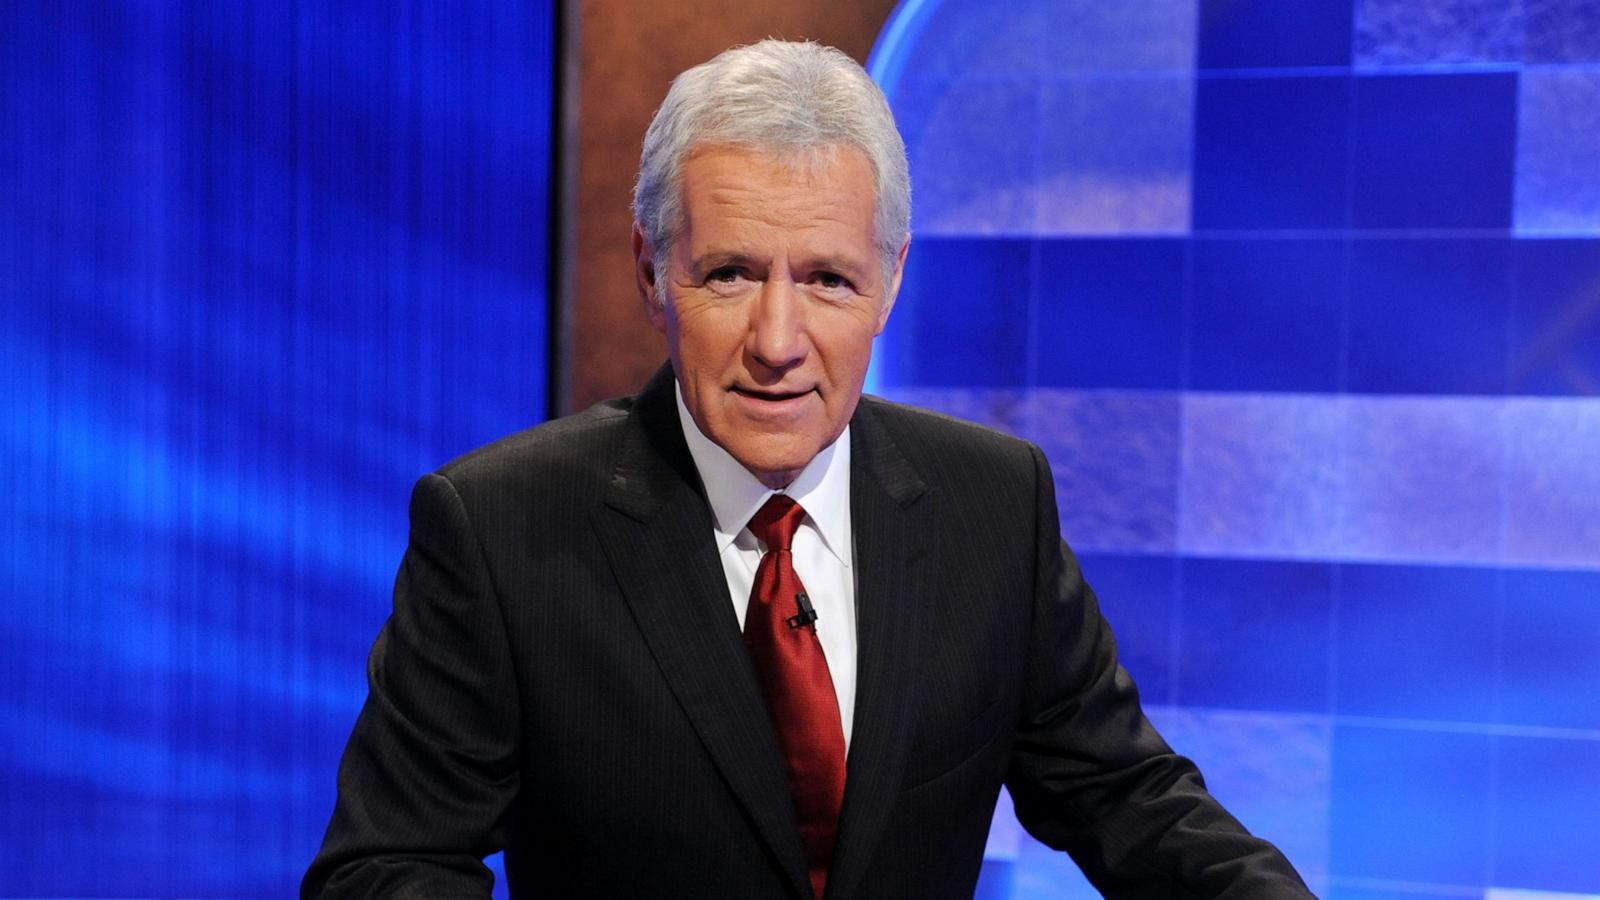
[747,275,807,373]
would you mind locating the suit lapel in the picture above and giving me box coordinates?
[590,366,812,898]
[826,398,934,899]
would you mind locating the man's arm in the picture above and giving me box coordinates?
[1005,445,1313,899]
[303,473,520,898]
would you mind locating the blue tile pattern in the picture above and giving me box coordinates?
[1198,0,1355,69]
[1032,240,1186,388]
[889,238,1033,386]
[1188,239,1347,392]
[1338,397,1505,560]
[1329,725,1493,884]
[1510,240,1600,393]
[1524,0,1600,62]
[1178,393,1345,559]
[893,79,1043,235]
[1502,398,1600,567]
[1334,564,1501,721]
[1036,76,1196,235]
[1039,0,1198,74]
[1176,559,1335,712]
[1192,75,1354,229]
[892,0,1195,81]
[1355,0,1524,66]
[871,0,1600,894]
[1028,391,1183,554]
[1498,568,1600,730]
[1351,73,1518,229]
[1346,239,1511,394]
[1493,736,1600,892]
[1515,69,1600,234]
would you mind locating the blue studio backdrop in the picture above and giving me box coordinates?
[1,2,553,895]
[6,0,1600,898]
[869,0,1600,898]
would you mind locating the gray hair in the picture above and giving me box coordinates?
[633,40,911,288]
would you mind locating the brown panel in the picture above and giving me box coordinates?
[559,0,905,414]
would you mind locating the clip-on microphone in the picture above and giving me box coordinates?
[786,591,819,630]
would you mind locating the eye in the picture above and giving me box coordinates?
[812,271,856,294]
[703,265,753,295]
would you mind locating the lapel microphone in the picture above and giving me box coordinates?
[786,591,819,630]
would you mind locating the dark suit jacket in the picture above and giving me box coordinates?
[305,365,1312,899]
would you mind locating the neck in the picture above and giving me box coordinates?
[752,467,799,491]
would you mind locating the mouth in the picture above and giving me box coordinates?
[732,386,814,403]
[729,385,818,418]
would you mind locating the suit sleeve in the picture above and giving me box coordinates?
[303,473,521,899]
[1004,445,1314,899]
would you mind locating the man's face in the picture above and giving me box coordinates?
[634,144,907,489]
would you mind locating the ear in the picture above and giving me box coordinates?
[875,236,911,335]
[632,222,668,333]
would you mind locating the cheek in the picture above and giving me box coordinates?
[674,329,720,372]
[823,324,880,376]
[679,313,750,366]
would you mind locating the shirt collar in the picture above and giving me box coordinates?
[674,380,852,567]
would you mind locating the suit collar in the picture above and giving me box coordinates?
[600,363,704,523]
[846,396,928,509]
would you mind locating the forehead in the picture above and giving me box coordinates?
[676,144,878,250]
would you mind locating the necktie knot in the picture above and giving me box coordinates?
[748,494,807,552]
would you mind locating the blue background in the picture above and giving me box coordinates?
[1,1,552,895]
[5,0,1599,897]
[869,0,1600,897]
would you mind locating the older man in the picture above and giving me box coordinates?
[305,40,1312,899]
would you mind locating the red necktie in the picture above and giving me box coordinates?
[744,495,846,899]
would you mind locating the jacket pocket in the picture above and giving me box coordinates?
[899,692,1010,790]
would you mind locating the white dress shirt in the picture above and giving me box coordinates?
[674,384,858,751]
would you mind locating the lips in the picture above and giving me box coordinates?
[732,386,813,402]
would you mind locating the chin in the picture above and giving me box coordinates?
[729,443,818,485]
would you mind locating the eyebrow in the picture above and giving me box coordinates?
[688,252,761,276]
[690,250,870,279]
[681,249,870,281]
[799,255,870,280]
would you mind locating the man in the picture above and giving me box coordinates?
[306,40,1312,898]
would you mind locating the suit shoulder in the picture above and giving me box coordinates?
[860,394,1040,471]
[431,396,633,494]
[857,395,1048,564]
